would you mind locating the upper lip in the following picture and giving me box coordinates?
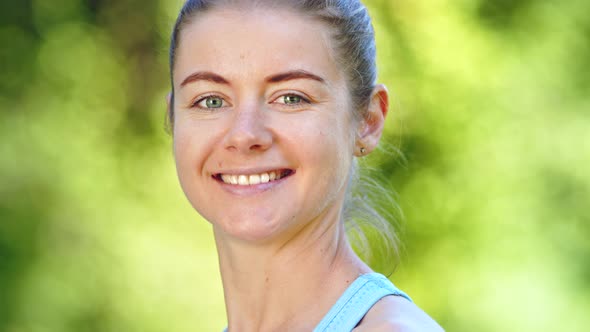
[212,167,292,176]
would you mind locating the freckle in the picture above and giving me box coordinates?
[218,161,223,168]
[240,54,245,60]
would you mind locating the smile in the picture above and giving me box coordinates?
[214,169,293,186]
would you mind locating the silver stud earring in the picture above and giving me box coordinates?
[360,147,366,155]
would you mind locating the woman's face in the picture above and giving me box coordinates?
[172,8,359,242]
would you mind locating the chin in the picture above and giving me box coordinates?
[209,210,288,243]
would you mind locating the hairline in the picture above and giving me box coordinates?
[169,4,359,121]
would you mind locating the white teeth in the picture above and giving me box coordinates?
[238,175,248,185]
[249,174,261,185]
[220,171,284,185]
[260,173,270,183]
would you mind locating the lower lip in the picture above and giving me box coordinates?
[215,173,293,195]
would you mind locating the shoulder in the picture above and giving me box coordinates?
[352,295,444,332]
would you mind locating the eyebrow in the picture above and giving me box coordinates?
[180,71,230,87]
[179,69,326,88]
[265,70,326,84]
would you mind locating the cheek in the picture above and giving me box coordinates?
[173,124,196,171]
[318,113,355,160]
[172,118,214,180]
[300,113,355,185]
[172,119,221,217]
[173,129,197,201]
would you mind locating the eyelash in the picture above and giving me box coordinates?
[190,94,228,109]
[273,93,311,107]
[189,93,312,110]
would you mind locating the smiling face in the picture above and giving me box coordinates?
[171,8,359,243]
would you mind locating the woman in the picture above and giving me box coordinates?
[167,0,443,330]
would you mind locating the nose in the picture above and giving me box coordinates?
[223,104,272,153]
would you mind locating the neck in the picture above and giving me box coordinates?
[213,209,371,332]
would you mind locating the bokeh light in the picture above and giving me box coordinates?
[1,0,588,331]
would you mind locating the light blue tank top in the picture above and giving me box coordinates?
[313,272,412,331]
[223,273,411,332]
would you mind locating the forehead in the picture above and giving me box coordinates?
[173,8,343,87]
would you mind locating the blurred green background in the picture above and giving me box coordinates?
[1,0,588,331]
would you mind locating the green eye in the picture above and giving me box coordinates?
[205,96,224,108]
[193,95,227,109]
[283,95,302,104]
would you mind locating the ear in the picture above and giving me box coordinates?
[354,84,389,157]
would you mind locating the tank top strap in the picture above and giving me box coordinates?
[313,273,412,332]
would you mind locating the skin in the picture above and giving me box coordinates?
[169,7,443,332]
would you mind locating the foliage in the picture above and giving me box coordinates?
[1,0,588,331]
